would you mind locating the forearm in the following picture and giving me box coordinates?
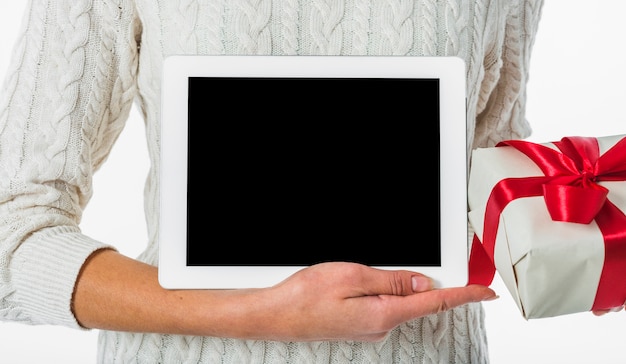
[72,249,266,338]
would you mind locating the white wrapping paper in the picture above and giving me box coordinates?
[468,134,626,319]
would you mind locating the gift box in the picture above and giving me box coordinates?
[467,134,626,319]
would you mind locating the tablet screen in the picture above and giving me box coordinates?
[187,77,439,266]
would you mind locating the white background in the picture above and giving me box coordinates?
[1,1,625,363]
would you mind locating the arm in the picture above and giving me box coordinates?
[0,0,141,328]
[470,0,545,151]
[74,249,496,342]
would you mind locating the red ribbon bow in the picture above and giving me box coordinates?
[468,136,626,311]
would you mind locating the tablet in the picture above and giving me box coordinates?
[158,55,468,289]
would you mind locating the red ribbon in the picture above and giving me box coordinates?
[468,136,626,311]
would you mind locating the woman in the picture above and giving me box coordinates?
[0,1,542,363]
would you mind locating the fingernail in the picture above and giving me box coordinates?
[483,294,499,301]
[412,276,433,292]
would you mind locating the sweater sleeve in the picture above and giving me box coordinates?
[471,0,544,150]
[0,0,140,328]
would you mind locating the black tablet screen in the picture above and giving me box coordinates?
[187,77,440,266]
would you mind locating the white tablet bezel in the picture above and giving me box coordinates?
[159,55,467,289]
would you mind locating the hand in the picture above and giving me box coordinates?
[238,261,497,342]
[593,306,625,316]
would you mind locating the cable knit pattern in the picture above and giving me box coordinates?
[232,0,272,54]
[375,0,413,55]
[278,0,299,55]
[0,1,544,362]
[417,0,437,56]
[307,0,345,55]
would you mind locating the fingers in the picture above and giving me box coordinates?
[592,306,624,316]
[392,284,498,321]
[353,265,492,304]
[424,285,498,312]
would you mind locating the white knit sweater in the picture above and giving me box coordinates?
[0,1,543,363]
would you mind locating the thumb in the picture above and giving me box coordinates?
[358,267,434,296]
